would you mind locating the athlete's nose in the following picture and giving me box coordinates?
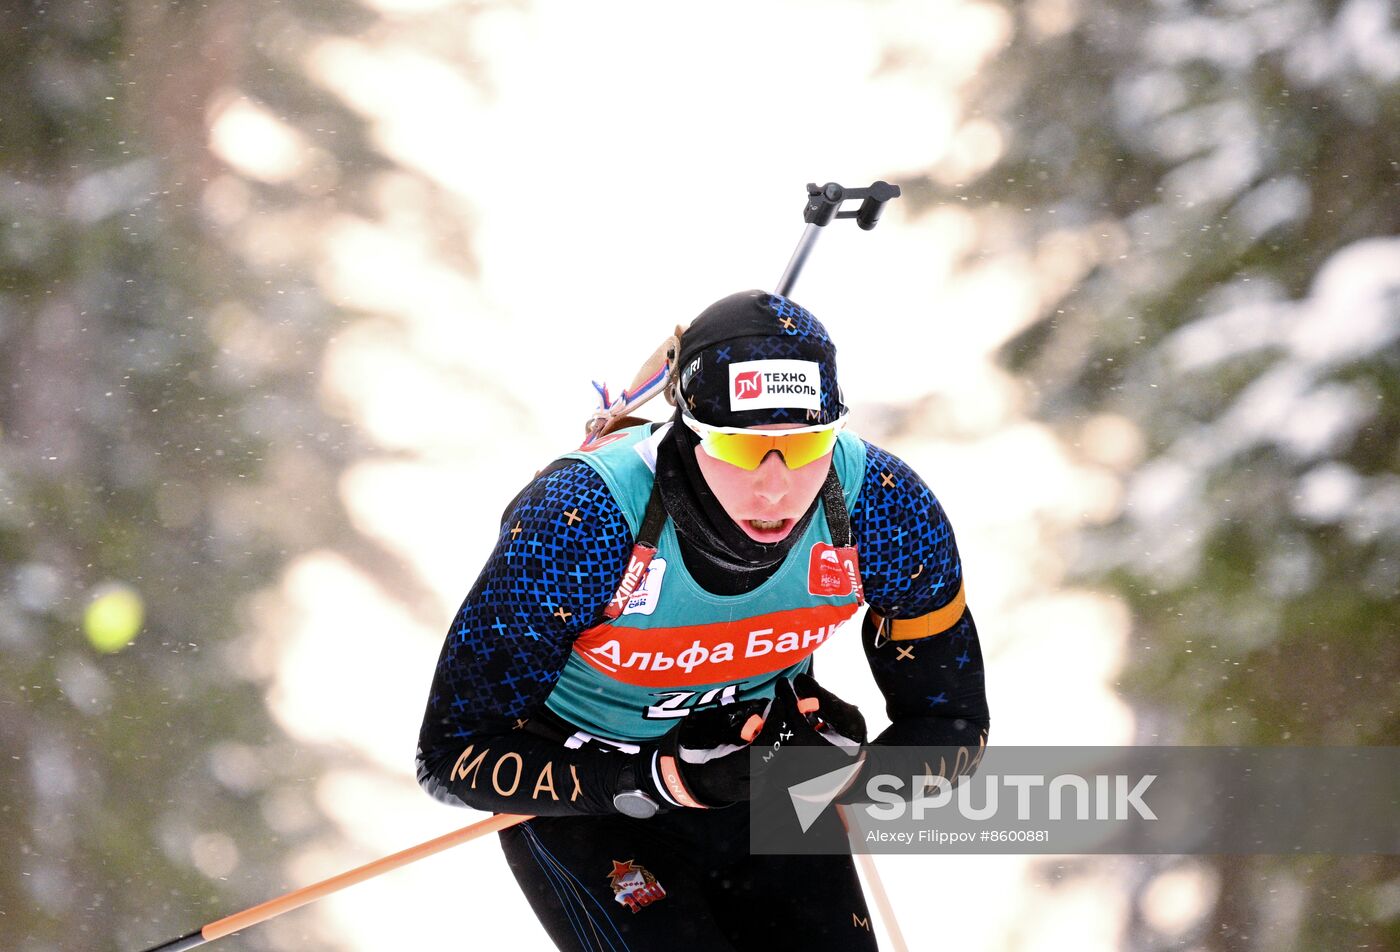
[752,451,791,505]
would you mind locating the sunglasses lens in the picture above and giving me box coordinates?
[778,429,839,468]
[701,432,769,470]
[700,429,839,470]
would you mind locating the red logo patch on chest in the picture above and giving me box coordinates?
[808,542,862,598]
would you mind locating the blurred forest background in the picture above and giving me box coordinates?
[1,1,1396,951]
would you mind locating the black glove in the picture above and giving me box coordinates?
[637,675,868,811]
[769,673,869,810]
[636,697,773,810]
[788,672,867,751]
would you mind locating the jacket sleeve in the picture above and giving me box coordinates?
[851,441,990,757]
[415,460,640,815]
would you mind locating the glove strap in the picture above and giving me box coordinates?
[656,754,710,810]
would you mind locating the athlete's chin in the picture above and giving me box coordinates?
[737,517,795,543]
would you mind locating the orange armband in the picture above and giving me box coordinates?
[868,580,966,641]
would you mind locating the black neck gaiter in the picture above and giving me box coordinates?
[655,411,820,595]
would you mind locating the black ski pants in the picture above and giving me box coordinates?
[498,802,881,952]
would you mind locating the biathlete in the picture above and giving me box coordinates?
[416,290,990,951]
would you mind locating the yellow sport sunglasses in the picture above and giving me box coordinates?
[679,409,847,471]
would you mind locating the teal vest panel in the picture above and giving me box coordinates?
[549,423,867,742]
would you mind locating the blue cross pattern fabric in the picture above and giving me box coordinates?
[416,433,990,816]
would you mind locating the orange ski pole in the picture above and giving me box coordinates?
[140,813,533,951]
